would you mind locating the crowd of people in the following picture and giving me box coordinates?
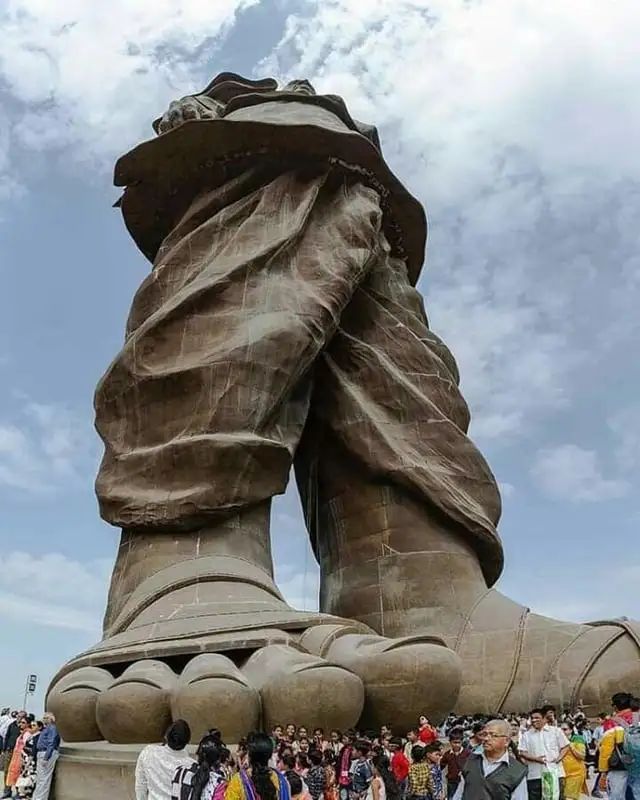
[2,692,639,800]
[136,692,640,800]
[0,710,59,800]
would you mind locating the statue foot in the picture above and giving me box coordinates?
[449,588,640,714]
[49,641,363,744]
[300,626,461,731]
[48,630,460,743]
[47,555,461,743]
[318,484,640,716]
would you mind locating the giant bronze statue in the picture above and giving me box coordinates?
[49,74,640,752]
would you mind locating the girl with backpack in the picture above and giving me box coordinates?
[172,735,227,800]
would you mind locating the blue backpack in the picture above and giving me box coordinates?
[623,725,640,771]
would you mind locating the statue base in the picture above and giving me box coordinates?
[53,743,142,800]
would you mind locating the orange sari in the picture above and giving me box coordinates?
[324,763,339,800]
[6,731,31,787]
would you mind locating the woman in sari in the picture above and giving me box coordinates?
[560,723,588,800]
[6,718,32,791]
[15,724,38,799]
[323,751,339,800]
[226,732,291,800]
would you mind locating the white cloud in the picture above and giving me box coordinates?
[263,0,640,444]
[0,551,110,632]
[0,400,92,492]
[530,443,628,502]
[272,486,321,611]
[0,0,257,170]
[275,561,320,612]
[0,117,23,206]
[609,405,640,473]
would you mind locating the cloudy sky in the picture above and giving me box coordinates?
[1,0,639,712]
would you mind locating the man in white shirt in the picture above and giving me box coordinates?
[452,719,528,800]
[135,719,194,800]
[404,729,421,763]
[519,709,569,800]
[0,710,13,743]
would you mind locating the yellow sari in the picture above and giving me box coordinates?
[562,736,588,800]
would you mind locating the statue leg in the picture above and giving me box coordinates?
[297,246,640,716]
[48,168,459,742]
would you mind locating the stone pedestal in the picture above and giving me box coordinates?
[53,743,142,800]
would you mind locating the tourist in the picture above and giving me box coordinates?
[0,711,14,799]
[518,708,569,800]
[220,748,233,782]
[307,750,327,800]
[2,712,23,799]
[594,713,608,744]
[279,752,295,772]
[31,712,59,800]
[417,718,437,746]
[272,727,285,748]
[287,772,311,800]
[299,739,311,756]
[468,722,486,754]
[404,732,420,764]
[559,723,587,800]
[542,706,558,727]
[440,730,469,799]
[452,719,527,800]
[407,744,433,800]
[17,720,42,799]
[597,692,635,800]
[225,732,291,800]
[508,722,522,762]
[172,734,226,800]
[297,754,311,779]
[313,730,328,751]
[282,752,311,797]
[6,717,32,796]
[135,719,193,800]
[423,744,444,800]
[0,710,12,749]
[323,751,339,800]
[369,755,400,800]
[329,732,343,758]
[337,732,355,800]
[349,741,373,800]
[236,739,249,771]
[28,721,43,749]
[388,738,409,796]
[631,698,640,726]
[286,726,297,744]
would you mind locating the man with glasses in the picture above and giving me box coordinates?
[452,720,527,800]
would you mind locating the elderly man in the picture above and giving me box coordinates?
[452,719,527,800]
[32,713,60,800]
